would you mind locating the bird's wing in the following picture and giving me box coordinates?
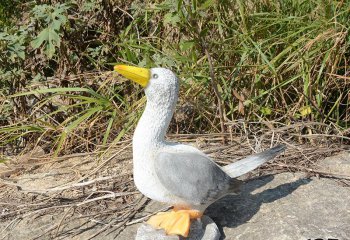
[154,151,240,205]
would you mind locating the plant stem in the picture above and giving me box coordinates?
[203,47,226,143]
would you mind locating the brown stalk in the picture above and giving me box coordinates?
[203,47,226,143]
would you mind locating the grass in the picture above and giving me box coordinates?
[0,0,349,157]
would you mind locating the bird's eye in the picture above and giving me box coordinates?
[152,74,159,79]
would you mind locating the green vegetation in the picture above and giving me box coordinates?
[1,0,349,157]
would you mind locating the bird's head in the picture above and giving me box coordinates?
[114,65,179,103]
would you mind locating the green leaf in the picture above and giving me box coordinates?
[10,87,99,98]
[31,28,48,49]
[29,3,69,59]
[299,106,312,116]
[66,106,102,132]
[103,110,117,145]
[164,13,180,25]
[180,40,195,51]
[260,106,272,116]
[200,0,215,9]
[31,27,60,58]
[54,131,67,157]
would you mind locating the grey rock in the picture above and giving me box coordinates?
[135,224,178,240]
[206,172,350,239]
[119,151,350,239]
[135,216,221,240]
[317,151,350,175]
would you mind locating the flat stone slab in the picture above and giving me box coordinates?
[119,170,350,239]
[316,151,350,175]
[206,172,350,240]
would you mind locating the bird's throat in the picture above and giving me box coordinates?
[133,92,177,148]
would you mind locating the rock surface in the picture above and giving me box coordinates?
[119,152,350,239]
[206,172,350,240]
[316,151,350,175]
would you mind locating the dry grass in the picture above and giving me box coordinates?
[0,123,349,239]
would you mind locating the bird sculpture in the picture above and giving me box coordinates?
[114,65,286,237]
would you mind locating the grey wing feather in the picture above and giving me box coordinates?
[155,151,237,205]
[222,144,286,178]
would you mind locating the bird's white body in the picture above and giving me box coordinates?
[132,68,203,207]
[126,67,285,212]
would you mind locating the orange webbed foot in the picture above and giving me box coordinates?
[147,209,203,237]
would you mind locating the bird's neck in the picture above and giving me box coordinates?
[133,91,178,148]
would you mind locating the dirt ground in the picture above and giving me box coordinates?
[0,133,349,239]
[0,141,141,240]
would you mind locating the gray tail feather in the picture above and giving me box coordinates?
[222,144,286,178]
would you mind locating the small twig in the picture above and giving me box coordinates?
[202,143,242,155]
[105,197,149,238]
[290,133,350,141]
[54,206,74,237]
[85,196,148,240]
[0,217,22,240]
[76,191,139,207]
[126,206,171,226]
[75,142,132,183]
[203,47,226,143]
[28,175,127,193]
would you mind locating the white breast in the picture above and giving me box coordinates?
[133,145,177,204]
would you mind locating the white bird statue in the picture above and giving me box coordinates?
[114,65,285,237]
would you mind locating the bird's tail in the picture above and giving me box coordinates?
[222,144,286,178]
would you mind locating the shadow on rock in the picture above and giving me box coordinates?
[205,175,311,238]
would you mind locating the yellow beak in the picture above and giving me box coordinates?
[114,65,150,87]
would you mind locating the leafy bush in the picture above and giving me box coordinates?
[30,3,70,58]
[1,0,349,157]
